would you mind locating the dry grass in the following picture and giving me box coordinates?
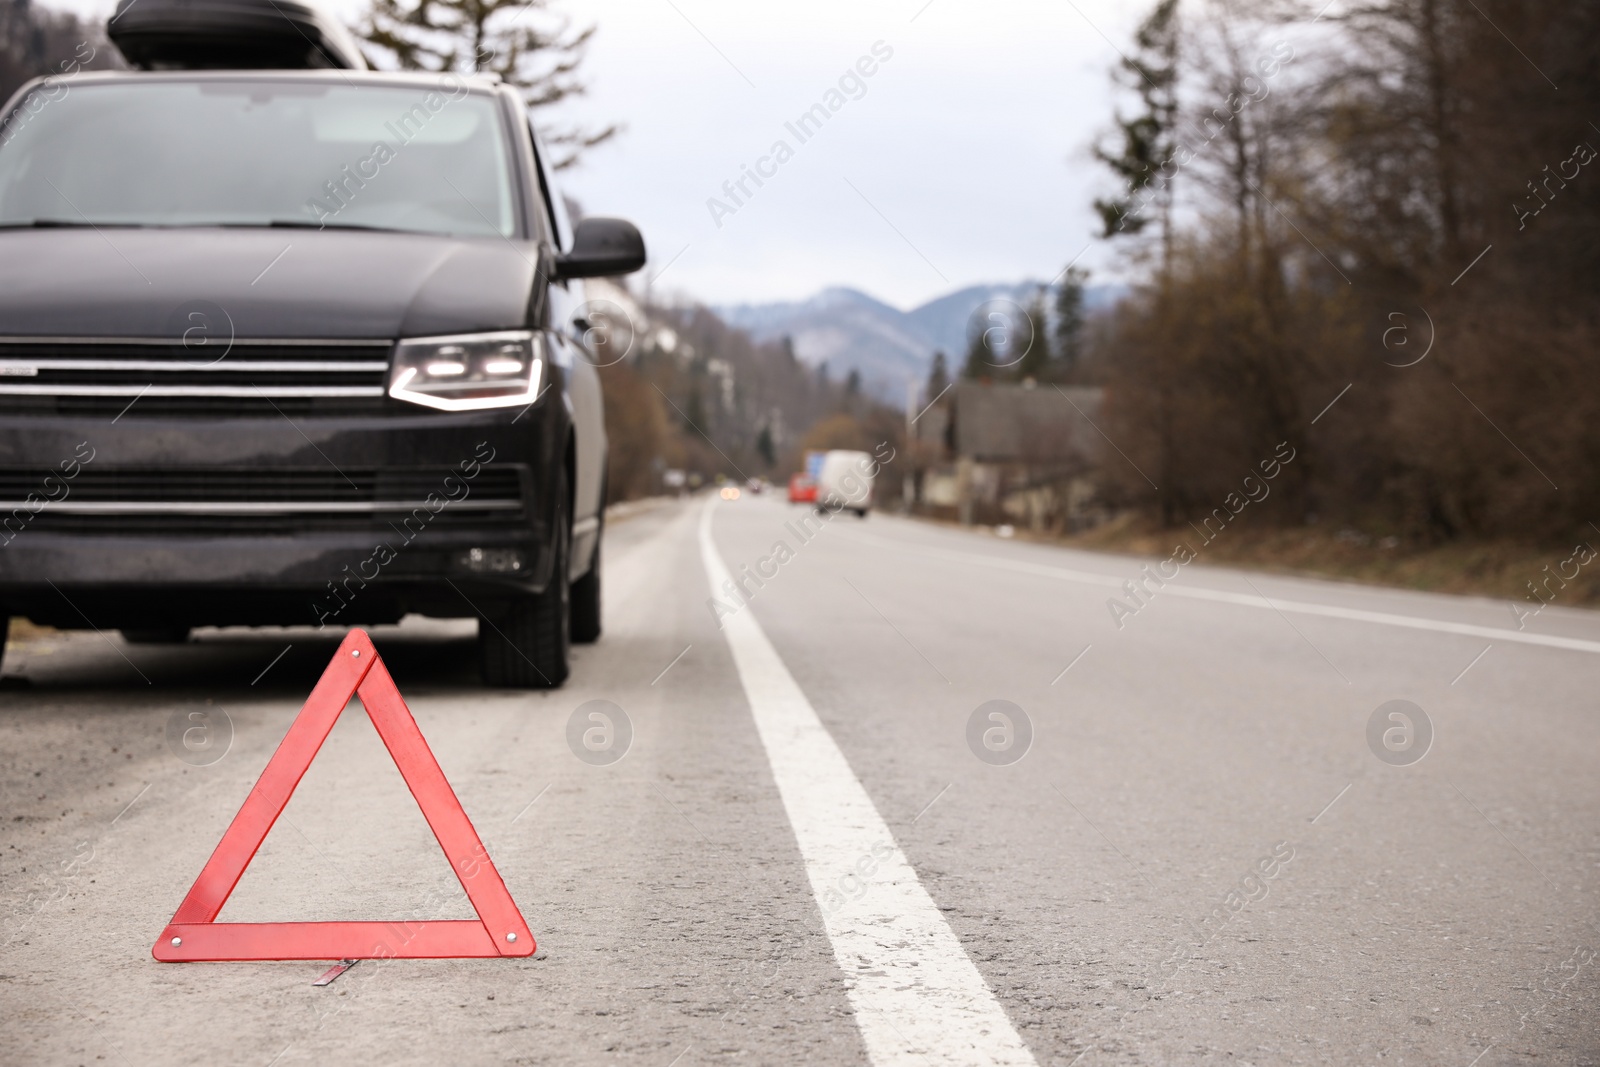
[1054,513,1600,608]
[915,510,1600,609]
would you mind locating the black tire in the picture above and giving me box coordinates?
[0,616,9,674]
[121,627,191,644]
[570,511,602,645]
[479,472,570,689]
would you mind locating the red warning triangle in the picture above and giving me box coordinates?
[152,629,535,961]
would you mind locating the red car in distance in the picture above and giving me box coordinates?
[787,474,817,503]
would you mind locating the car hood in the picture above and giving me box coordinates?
[0,228,541,339]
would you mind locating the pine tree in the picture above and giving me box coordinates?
[1013,289,1050,382]
[1093,0,1180,526]
[1053,267,1089,375]
[963,301,1032,381]
[683,385,705,433]
[360,0,617,169]
[926,351,950,403]
[1093,0,1180,243]
[961,330,991,381]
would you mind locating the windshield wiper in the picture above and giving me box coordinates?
[0,219,139,229]
[0,219,418,233]
[259,220,411,233]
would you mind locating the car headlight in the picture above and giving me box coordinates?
[388,331,544,411]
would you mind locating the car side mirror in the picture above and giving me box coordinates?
[555,217,646,279]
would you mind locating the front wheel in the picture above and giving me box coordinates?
[479,478,570,689]
[570,535,601,644]
[571,480,603,645]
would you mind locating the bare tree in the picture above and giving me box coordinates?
[1094,0,1600,541]
[1,0,119,103]
[360,0,618,168]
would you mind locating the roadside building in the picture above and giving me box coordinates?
[912,381,1105,530]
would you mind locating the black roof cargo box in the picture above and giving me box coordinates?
[107,0,369,71]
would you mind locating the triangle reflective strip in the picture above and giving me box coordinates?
[152,629,534,961]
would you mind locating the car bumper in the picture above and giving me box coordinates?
[0,401,566,630]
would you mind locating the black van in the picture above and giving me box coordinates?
[0,0,643,687]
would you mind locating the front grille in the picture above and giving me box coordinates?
[0,465,531,536]
[9,395,389,417]
[0,338,393,417]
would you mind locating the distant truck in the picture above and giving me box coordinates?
[815,450,875,517]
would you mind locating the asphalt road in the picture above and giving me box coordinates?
[2,494,1597,1066]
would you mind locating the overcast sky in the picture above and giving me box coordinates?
[54,0,1142,309]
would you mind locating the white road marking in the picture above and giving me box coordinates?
[698,500,1037,1066]
[849,530,1600,656]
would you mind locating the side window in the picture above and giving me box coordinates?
[528,120,570,252]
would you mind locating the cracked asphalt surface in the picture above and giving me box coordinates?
[2,494,1597,1065]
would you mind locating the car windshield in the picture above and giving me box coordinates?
[0,79,518,238]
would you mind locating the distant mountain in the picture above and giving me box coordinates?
[716,281,1127,402]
